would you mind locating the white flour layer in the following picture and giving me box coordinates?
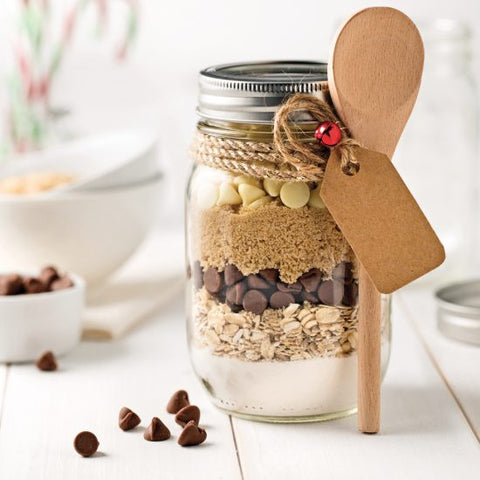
[191,347,358,418]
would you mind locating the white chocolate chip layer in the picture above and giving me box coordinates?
[233,175,261,188]
[197,183,219,210]
[248,196,273,209]
[263,178,283,197]
[217,182,242,206]
[238,183,266,206]
[279,182,310,209]
[308,184,326,209]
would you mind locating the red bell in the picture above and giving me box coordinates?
[314,121,342,147]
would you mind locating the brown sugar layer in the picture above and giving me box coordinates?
[192,202,355,284]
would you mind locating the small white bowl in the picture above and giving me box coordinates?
[0,173,162,283]
[0,274,85,363]
[0,129,158,192]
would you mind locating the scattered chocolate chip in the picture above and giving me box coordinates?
[74,431,99,457]
[317,280,344,306]
[40,266,59,288]
[299,269,322,292]
[23,276,46,294]
[277,281,302,294]
[167,390,190,414]
[118,407,141,431]
[0,274,24,295]
[226,282,246,306]
[224,264,243,286]
[332,262,353,283]
[242,290,268,315]
[270,291,295,309]
[144,417,171,441]
[342,282,359,307]
[203,268,223,294]
[192,261,204,289]
[302,291,319,304]
[247,274,270,290]
[178,421,207,447]
[50,275,74,291]
[175,405,201,427]
[35,351,57,371]
[259,268,278,285]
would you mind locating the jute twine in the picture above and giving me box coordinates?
[191,93,360,182]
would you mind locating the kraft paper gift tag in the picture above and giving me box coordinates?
[320,148,445,293]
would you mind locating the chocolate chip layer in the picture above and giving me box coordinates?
[191,262,358,313]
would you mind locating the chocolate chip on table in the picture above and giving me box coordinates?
[50,275,74,291]
[40,265,59,288]
[74,431,99,457]
[259,268,278,285]
[175,405,201,427]
[23,276,46,294]
[167,390,190,414]
[318,280,344,306]
[224,264,243,286]
[178,421,207,447]
[242,290,268,315]
[226,282,246,306]
[118,407,141,431]
[144,417,171,441]
[35,351,57,371]
[270,291,295,309]
[192,261,204,289]
[0,274,24,295]
[332,261,353,283]
[277,281,302,294]
[203,268,223,294]
[247,274,270,290]
[299,269,322,292]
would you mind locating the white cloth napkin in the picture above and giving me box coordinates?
[82,229,185,340]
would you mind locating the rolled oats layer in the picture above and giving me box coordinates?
[193,288,358,362]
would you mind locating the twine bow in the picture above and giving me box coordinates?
[192,93,360,181]
[273,94,360,176]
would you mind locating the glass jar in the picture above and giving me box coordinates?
[396,19,479,283]
[186,61,391,422]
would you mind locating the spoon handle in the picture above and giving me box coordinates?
[358,269,381,433]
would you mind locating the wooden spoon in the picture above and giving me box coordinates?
[328,7,424,433]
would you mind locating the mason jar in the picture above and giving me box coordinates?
[186,61,391,422]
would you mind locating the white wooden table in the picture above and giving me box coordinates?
[0,288,479,479]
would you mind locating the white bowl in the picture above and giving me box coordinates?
[0,174,162,283]
[0,273,85,363]
[0,130,158,192]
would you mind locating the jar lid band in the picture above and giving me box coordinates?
[198,61,328,124]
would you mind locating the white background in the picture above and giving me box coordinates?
[51,0,480,234]
[3,0,480,279]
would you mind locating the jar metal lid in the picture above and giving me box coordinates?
[435,280,480,346]
[198,60,328,124]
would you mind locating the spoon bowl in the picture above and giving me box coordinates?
[329,7,424,157]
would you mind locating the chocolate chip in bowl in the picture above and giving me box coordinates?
[36,351,58,372]
[0,267,85,363]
